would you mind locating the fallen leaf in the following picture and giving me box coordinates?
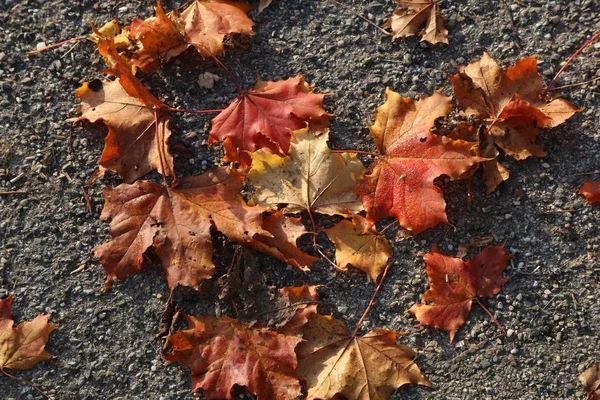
[407,245,511,342]
[94,167,268,290]
[356,88,481,234]
[89,19,133,53]
[71,36,174,183]
[323,214,392,281]
[297,313,432,400]
[580,362,600,400]
[0,295,58,372]
[130,1,188,72]
[388,0,448,45]
[247,211,320,270]
[164,315,302,400]
[248,127,365,217]
[579,180,600,204]
[278,285,319,336]
[180,0,254,58]
[451,53,578,192]
[210,76,330,167]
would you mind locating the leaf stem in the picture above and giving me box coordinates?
[26,36,86,55]
[326,0,391,37]
[211,56,243,94]
[1,368,52,399]
[473,297,506,337]
[544,30,600,93]
[168,107,225,114]
[351,261,391,337]
[330,149,378,157]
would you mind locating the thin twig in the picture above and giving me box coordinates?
[326,0,391,37]
[352,261,391,337]
[536,209,577,215]
[473,297,506,337]
[0,190,27,195]
[211,56,243,94]
[0,368,51,399]
[81,187,93,215]
[546,76,600,91]
[574,171,600,176]
[544,30,600,93]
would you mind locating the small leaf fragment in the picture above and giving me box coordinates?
[388,0,448,45]
[579,180,600,204]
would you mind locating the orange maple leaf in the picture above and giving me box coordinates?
[579,180,600,204]
[407,245,511,342]
[94,167,269,290]
[0,295,58,373]
[356,88,482,234]
[297,313,432,400]
[451,52,578,192]
[210,76,330,167]
[71,36,174,183]
[164,315,302,400]
[388,0,448,45]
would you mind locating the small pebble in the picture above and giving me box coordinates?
[36,42,46,51]
[510,348,518,355]
[507,329,515,338]
[541,163,550,169]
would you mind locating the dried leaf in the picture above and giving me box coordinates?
[407,245,511,342]
[0,295,58,372]
[278,285,319,336]
[388,0,448,45]
[210,76,330,167]
[356,88,481,234]
[297,313,432,400]
[580,362,600,400]
[164,315,302,400]
[94,167,268,290]
[247,211,320,270]
[248,127,365,217]
[323,214,392,281]
[451,53,578,192]
[579,180,600,204]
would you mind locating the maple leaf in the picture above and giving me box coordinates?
[323,214,392,282]
[451,52,578,192]
[278,285,319,336]
[387,0,448,45]
[129,1,188,72]
[94,167,268,290]
[297,313,432,400]
[247,211,320,270]
[210,76,330,167]
[579,180,600,204]
[248,127,365,217]
[89,19,133,53]
[0,295,58,372]
[407,245,511,342]
[180,0,254,58]
[356,88,481,234]
[71,36,174,183]
[580,362,600,400]
[164,315,302,400]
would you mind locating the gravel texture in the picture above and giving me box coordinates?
[0,0,599,399]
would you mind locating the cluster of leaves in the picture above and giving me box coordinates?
[60,0,593,399]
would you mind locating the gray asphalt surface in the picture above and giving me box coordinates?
[0,0,599,399]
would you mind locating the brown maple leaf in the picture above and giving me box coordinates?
[0,295,58,373]
[355,88,482,234]
[579,180,600,204]
[247,211,320,270]
[164,315,302,400]
[278,285,319,337]
[323,214,392,282]
[297,313,432,400]
[210,76,330,167]
[580,362,600,400]
[407,245,511,342]
[94,167,269,290]
[71,36,174,183]
[451,52,578,192]
[387,0,448,45]
[248,127,365,217]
